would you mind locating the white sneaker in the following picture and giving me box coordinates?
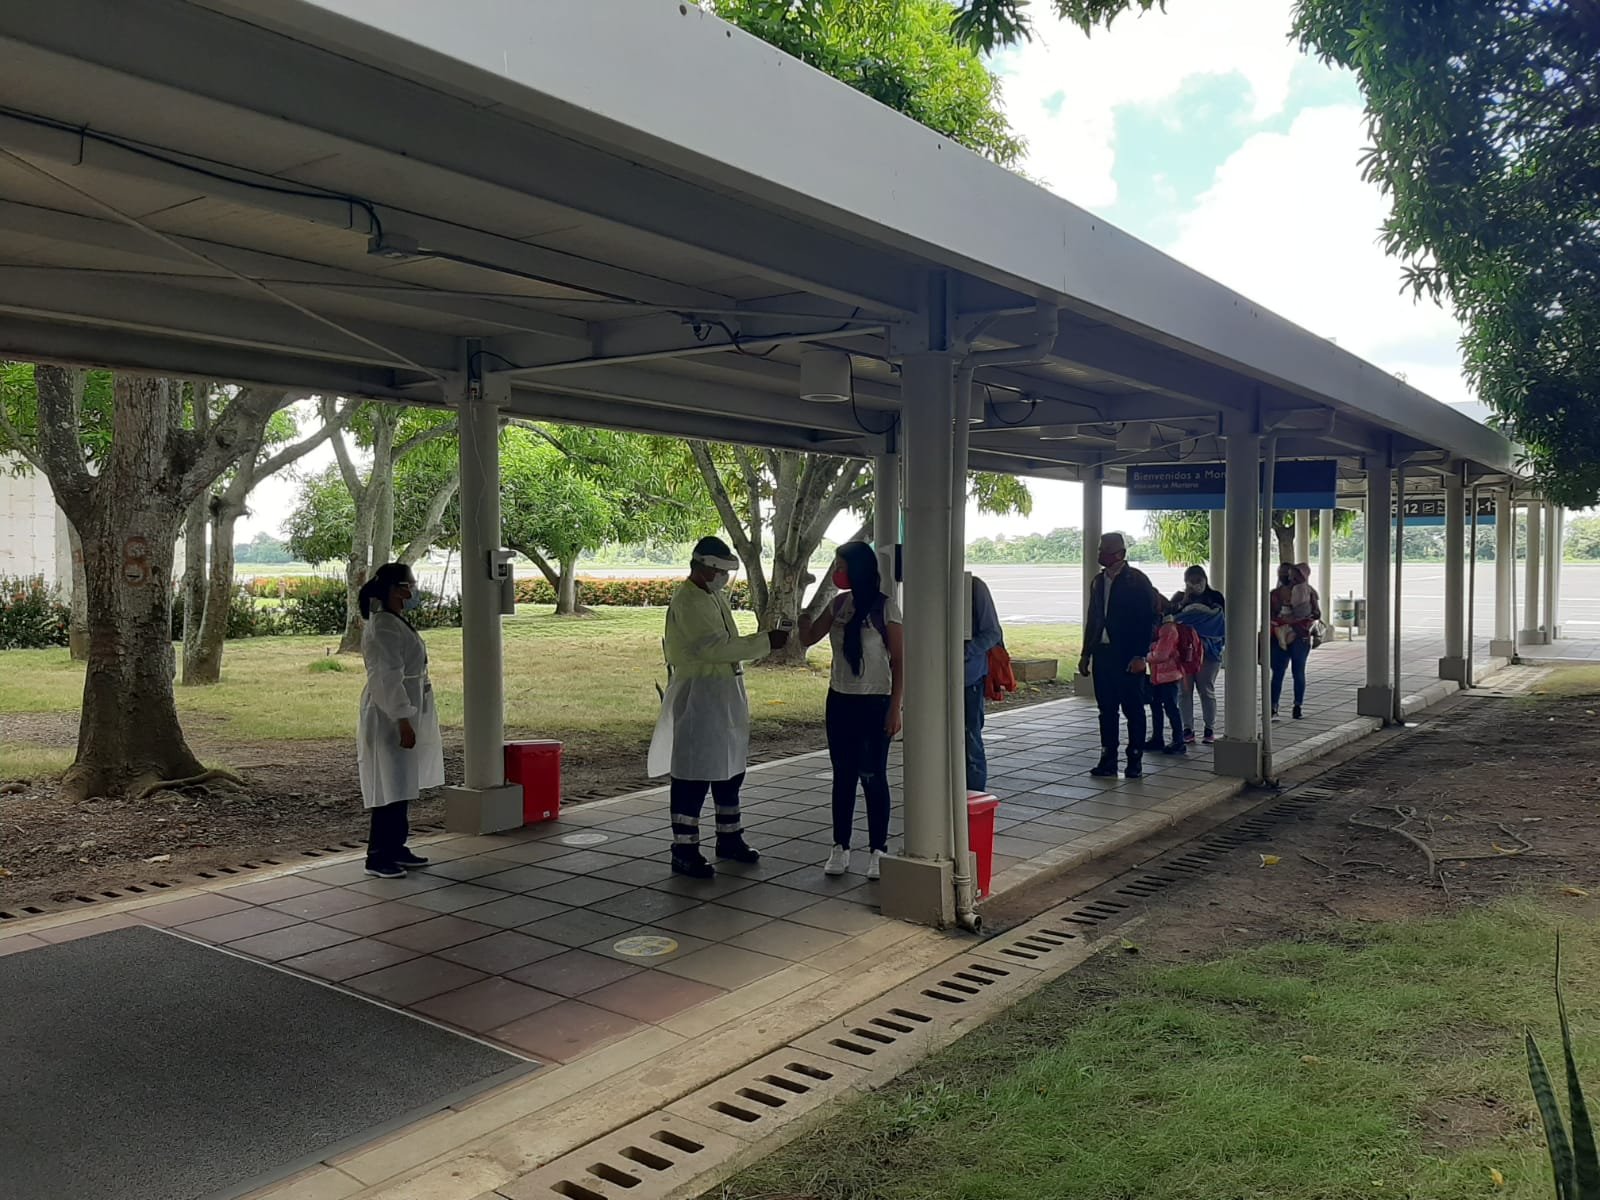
[824,845,851,876]
[866,850,883,880]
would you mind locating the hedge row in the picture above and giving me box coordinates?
[0,576,71,649]
[514,576,751,609]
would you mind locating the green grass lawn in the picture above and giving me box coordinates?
[720,900,1594,1200]
[0,608,1080,776]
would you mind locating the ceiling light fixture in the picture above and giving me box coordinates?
[799,347,852,403]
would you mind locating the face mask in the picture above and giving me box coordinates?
[832,569,850,590]
[1098,548,1124,568]
[401,589,422,612]
[1187,581,1205,595]
[706,571,730,593]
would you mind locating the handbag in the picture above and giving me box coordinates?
[1309,620,1329,650]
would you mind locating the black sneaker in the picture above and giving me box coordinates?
[1141,738,1166,752]
[1183,729,1196,745]
[364,862,405,879]
[1293,706,1304,720]
[670,851,716,879]
[715,837,760,864]
[1163,741,1187,756]
[1125,752,1144,780]
[394,849,430,868]
[1090,752,1119,778]
[1203,729,1215,745]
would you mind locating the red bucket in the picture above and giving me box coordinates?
[966,792,1000,899]
[505,740,562,825]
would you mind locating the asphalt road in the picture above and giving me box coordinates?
[977,561,1600,632]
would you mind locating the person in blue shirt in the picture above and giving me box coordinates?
[964,575,1004,793]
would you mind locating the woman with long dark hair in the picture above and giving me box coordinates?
[356,563,444,878]
[799,541,904,880]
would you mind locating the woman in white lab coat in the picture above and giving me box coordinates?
[357,563,445,879]
[647,536,788,878]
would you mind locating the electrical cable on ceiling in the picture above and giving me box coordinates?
[0,145,445,381]
[981,383,1039,428]
[848,375,898,437]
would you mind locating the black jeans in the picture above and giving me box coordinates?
[1150,682,1183,746]
[1092,645,1147,753]
[669,774,746,856]
[964,680,988,793]
[826,690,893,851]
[1271,637,1311,709]
[366,800,409,866]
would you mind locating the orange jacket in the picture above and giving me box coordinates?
[1147,621,1185,687]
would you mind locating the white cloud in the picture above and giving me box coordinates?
[1164,103,1464,376]
[994,0,1303,208]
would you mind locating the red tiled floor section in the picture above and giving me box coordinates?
[455,895,570,930]
[227,922,358,962]
[345,956,487,1006]
[265,888,384,920]
[320,900,436,936]
[219,876,328,905]
[508,949,638,997]
[436,930,567,974]
[139,894,251,926]
[581,972,724,1023]
[404,883,513,914]
[490,999,642,1062]
[176,907,303,945]
[374,915,500,954]
[412,976,564,1032]
[281,937,420,982]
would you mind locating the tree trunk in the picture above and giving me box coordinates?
[556,555,584,616]
[180,492,208,678]
[67,521,89,662]
[1272,515,1295,566]
[371,465,395,566]
[338,499,376,654]
[763,544,813,665]
[185,503,240,685]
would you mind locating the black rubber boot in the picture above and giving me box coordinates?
[1125,750,1144,780]
[670,849,716,879]
[715,836,760,864]
[1090,751,1119,778]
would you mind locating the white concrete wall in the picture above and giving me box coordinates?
[0,458,72,592]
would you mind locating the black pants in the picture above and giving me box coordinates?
[669,774,745,856]
[1271,637,1311,709]
[964,680,988,793]
[1150,682,1183,746]
[367,799,409,866]
[1092,644,1147,753]
[826,690,893,851]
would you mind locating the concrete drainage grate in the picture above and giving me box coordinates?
[666,1049,868,1142]
[501,1112,743,1200]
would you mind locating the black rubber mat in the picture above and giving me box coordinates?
[0,925,534,1200]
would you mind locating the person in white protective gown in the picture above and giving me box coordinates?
[356,563,445,879]
[647,536,789,878]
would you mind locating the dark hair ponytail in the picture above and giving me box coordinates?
[837,541,883,676]
[359,562,413,620]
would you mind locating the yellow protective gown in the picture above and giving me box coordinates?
[358,611,445,807]
[647,580,771,781]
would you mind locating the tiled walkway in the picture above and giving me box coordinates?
[0,634,1519,1200]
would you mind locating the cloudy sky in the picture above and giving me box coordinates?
[965,0,1471,540]
[242,2,1471,546]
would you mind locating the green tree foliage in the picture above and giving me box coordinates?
[1566,516,1600,562]
[710,0,1025,167]
[284,464,357,566]
[951,0,1600,506]
[967,526,1082,563]
[234,533,293,565]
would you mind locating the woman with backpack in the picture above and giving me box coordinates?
[799,541,904,880]
[1172,566,1226,745]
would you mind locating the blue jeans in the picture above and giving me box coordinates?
[1271,637,1311,710]
[964,680,987,793]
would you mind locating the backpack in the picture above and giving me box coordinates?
[1175,622,1204,678]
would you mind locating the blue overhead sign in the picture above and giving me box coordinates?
[1126,460,1338,511]
[1392,496,1498,527]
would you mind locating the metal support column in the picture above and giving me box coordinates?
[1357,459,1395,719]
[1317,510,1334,618]
[1439,471,1467,683]
[879,348,957,927]
[1294,509,1311,565]
[1543,503,1559,642]
[1074,467,1103,700]
[1209,508,1226,586]
[1491,489,1516,658]
[1522,501,1544,645]
[1215,419,1261,780]
[444,355,522,834]
[1553,507,1565,640]
[873,438,900,605]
